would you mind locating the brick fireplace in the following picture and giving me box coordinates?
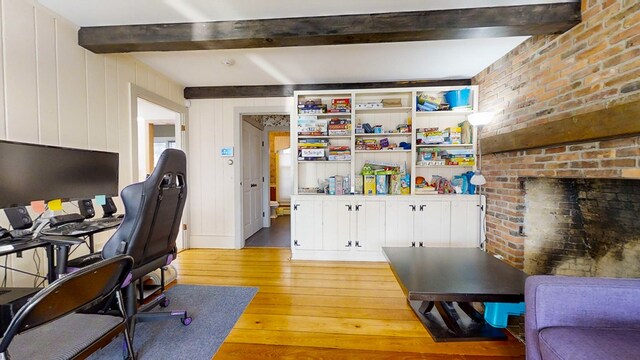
[472,0,640,271]
[524,177,640,276]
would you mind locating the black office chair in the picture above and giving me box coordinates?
[65,148,190,338]
[0,255,135,360]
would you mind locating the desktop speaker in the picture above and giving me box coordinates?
[78,199,95,219]
[102,197,117,217]
[3,207,33,230]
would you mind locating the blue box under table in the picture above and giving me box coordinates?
[484,302,526,328]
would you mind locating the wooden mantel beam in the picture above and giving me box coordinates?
[79,3,581,53]
[482,100,640,155]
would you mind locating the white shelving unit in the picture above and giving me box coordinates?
[291,86,483,261]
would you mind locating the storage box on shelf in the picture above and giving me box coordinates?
[291,86,483,261]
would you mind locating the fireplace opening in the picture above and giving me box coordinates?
[523,178,640,277]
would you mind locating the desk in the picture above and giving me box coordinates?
[0,238,57,285]
[41,217,122,253]
[383,247,528,342]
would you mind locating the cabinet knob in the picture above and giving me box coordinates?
[419,242,424,247]
[345,241,352,247]
[294,204,299,210]
[411,242,416,247]
[419,205,426,211]
[345,204,352,211]
[355,241,363,248]
[294,240,300,247]
[355,205,361,211]
[410,205,416,211]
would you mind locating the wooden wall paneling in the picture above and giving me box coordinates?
[104,56,119,152]
[3,0,38,142]
[154,72,170,99]
[56,20,88,148]
[86,50,107,150]
[116,55,136,186]
[134,62,148,90]
[35,8,59,145]
[221,99,236,237]
[188,100,203,236]
[204,100,219,236]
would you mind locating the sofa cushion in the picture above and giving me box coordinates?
[539,327,640,360]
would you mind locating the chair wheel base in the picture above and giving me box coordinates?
[181,316,193,326]
[159,298,170,308]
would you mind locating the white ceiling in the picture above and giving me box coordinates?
[37,0,577,87]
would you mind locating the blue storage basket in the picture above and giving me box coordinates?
[444,89,471,108]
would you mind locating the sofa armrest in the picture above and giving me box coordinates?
[525,275,640,360]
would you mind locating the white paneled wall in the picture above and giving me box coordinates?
[189,97,294,248]
[0,0,185,286]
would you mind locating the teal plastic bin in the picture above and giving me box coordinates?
[444,88,471,108]
[484,302,525,328]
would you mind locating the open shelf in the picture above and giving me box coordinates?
[297,135,351,139]
[416,144,474,148]
[415,165,475,168]
[298,112,352,116]
[415,110,474,116]
[355,133,411,137]
[299,160,351,163]
[355,149,411,153]
[355,107,413,113]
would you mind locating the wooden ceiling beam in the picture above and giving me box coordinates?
[79,3,581,53]
[183,79,472,99]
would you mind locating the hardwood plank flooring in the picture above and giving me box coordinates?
[175,248,525,359]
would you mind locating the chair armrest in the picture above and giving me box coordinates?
[525,275,640,360]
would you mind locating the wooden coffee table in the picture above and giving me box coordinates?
[383,247,527,342]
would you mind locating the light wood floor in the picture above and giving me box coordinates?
[175,248,525,359]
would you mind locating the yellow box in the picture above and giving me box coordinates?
[363,175,377,195]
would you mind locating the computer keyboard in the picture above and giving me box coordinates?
[42,217,121,236]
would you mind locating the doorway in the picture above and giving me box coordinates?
[242,114,291,248]
[131,86,189,251]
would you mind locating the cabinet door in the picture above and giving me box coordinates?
[385,199,415,247]
[450,199,481,248]
[415,200,451,247]
[292,199,322,250]
[322,199,353,251]
[356,199,386,251]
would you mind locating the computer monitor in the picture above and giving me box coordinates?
[0,140,119,208]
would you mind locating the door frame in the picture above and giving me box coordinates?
[129,84,190,249]
[234,106,292,249]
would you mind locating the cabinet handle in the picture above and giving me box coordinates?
[345,205,352,211]
[345,241,352,247]
[355,205,361,211]
[410,205,416,212]
[411,242,416,247]
[355,241,363,248]
[294,240,300,246]
[294,204,299,211]
[419,205,426,211]
[419,242,424,247]
[251,183,257,187]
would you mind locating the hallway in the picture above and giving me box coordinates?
[245,215,290,248]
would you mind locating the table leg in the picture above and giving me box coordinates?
[55,244,71,278]
[458,302,485,323]
[44,244,56,284]
[434,301,463,335]
[88,234,95,253]
[418,301,434,315]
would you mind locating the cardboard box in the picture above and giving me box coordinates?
[364,175,376,195]
[376,175,388,195]
[355,175,364,194]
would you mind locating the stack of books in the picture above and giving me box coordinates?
[328,146,351,161]
[298,139,328,161]
[328,118,351,136]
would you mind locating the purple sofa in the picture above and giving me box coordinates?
[525,275,640,360]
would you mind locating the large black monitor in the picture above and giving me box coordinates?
[0,140,119,208]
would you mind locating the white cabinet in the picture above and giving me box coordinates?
[321,198,353,251]
[385,198,415,247]
[292,195,483,261]
[291,198,322,250]
[355,199,386,252]
[415,200,451,247]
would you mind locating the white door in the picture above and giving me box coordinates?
[356,199,386,251]
[292,198,322,250]
[450,199,481,248]
[242,122,264,240]
[385,199,416,247]
[322,199,353,251]
[415,200,451,247]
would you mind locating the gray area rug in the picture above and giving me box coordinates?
[89,284,257,360]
